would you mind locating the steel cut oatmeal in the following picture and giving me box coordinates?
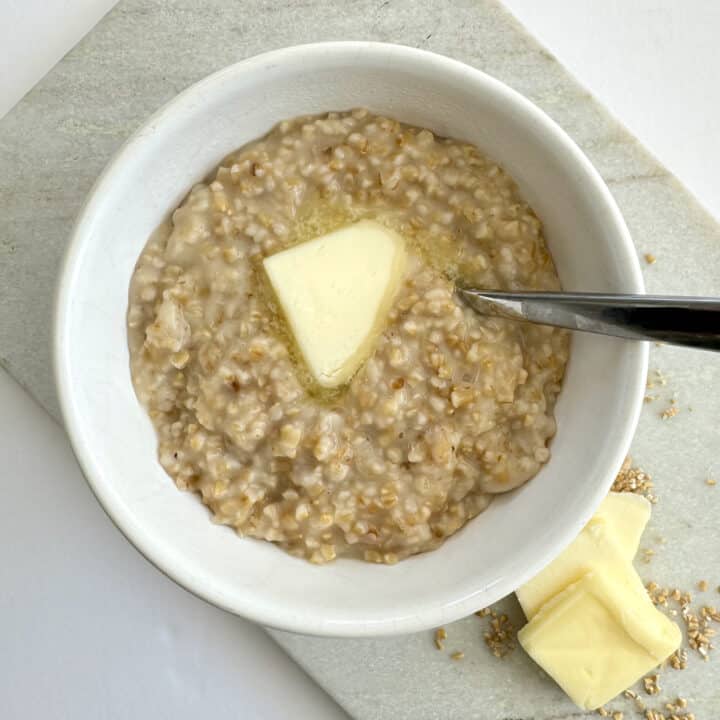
[127,109,569,564]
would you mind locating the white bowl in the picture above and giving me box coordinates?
[55,42,647,637]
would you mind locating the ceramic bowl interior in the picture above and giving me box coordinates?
[55,42,646,636]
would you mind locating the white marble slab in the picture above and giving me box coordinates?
[1,1,719,718]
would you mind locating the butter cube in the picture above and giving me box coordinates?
[595,492,652,559]
[263,220,406,388]
[518,572,681,710]
[516,492,651,619]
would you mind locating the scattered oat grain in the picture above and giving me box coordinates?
[665,697,689,715]
[643,674,661,695]
[644,711,664,720]
[647,582,719,660]
[644,253,657,265]
[669,648,688,670]
[476,607,517,658]
[660,405,679,420]
[450,650,465,661]
[613,458,657,502]
[434,627,447,651]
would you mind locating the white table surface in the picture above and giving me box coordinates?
[504,0,720,223]
[0,371,348,720]
[1,2,718,718]
[0,0,117,119]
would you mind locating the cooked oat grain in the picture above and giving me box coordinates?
[128,109,568,563]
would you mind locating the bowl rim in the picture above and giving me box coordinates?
[54,40,648,636]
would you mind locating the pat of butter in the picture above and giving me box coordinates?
[595,491,652,559]
[518,572,681,710]
[263,220,406,388]
[516,492,651,619]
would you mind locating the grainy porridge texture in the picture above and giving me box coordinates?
[128,109,569,564]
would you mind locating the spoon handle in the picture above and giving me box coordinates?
[457,290,720,351]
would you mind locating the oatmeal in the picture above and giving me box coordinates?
[127,109,569,564]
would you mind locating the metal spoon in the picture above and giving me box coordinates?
[456,289,720,351]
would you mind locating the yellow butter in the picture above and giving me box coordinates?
[263,220,406,388]
[518,572,681,710]
[595,491,652,559]
[516,492,651,619]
